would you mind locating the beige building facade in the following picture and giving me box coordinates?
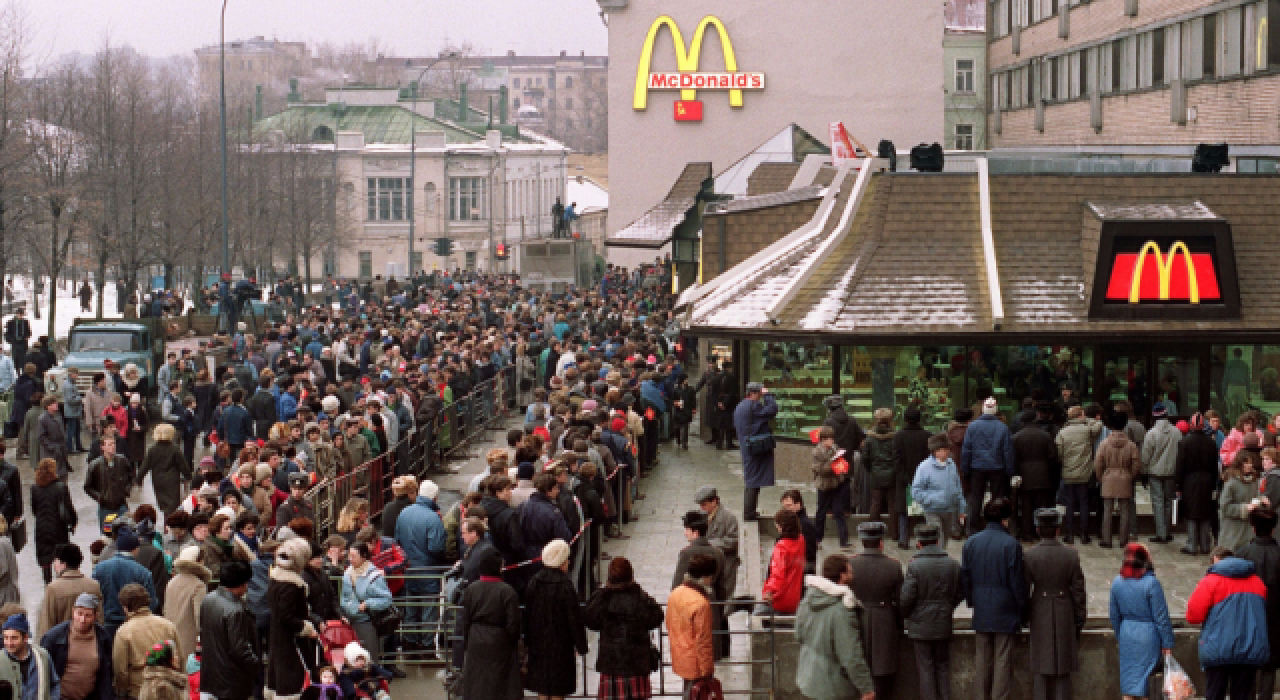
[988,0,1280,148]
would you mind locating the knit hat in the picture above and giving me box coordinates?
[1151,402,1168,417]
[2,615,28,636]
[542,539,570,569]
[275,537,310,573]
[610,417,626,432]
[982,397,998,415]
[344,643,371,666]
[215,506,237,521]
[256,463,274,483]
[198,484,220,499]
[178,546,202,563]
[236,464,257,480]
[419,480,439,500]
[74,593,100,610]
[321,396,341,413]
[116,526,140,552]
[517,462,536,480]
[582,399,598,412]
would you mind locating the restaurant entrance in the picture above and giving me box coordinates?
[1097,345,1207,423]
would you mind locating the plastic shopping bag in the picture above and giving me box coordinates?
[1162,653,1195,700]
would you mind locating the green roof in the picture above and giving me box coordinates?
[255,105,484,145]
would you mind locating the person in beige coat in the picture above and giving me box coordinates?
[113,583,179,700]
[1095,413,1143,549]
[162,545,210,665]
[36,543,101,638]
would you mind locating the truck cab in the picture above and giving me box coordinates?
[62,321,164,397]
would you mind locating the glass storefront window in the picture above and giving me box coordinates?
[1103,353,1150,417]
[982,346,1089,421]
[1154,354,1199,417]
[748,341,834,438]
[1211,345,1280,425]
[840,346,964,433]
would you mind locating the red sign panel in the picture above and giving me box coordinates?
[1104,243,1221,303]
[674,100,703,122]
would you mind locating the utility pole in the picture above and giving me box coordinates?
[407,53,457,277]
[219,0,231,277]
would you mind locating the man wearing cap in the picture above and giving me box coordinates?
[1141,402,1182,544]
[849,521,904,700]
[41,594,111,700]
[91,528,157,640]
[901,523,963,700]
[734,382,778,521]
[200,561,261,700]
[394,480,446,650]
[672,511,726,600]
[961,498,1026,700]
[962,397,1015,536]
[1023,508,1086,700]
[110,584,176,700]
[273,473,314,528]
[0,614,59,700]
[37,545,101,640]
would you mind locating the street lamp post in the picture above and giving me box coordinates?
[219,0,230,277]
[407,54,457,277]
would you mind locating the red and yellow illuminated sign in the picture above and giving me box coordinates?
[1104,241,1221,304]
[634,15,765,121]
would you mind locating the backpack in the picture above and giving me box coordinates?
[369,536,407,595]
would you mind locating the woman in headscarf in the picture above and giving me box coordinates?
[1220,448,1264,552]
[124,393,150,466]
[1108,543,1176,700]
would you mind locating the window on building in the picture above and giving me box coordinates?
[954,123,974,150]
[512,77,520,88]
[359,252,373,279]
[366,177,411,221]
[1268,0,1280,68]
[450,177,486,221]
[565,76,573,88]
[514,98,521,109]
[1205,12,1219,77]
[1237,157,1280,172]
[536,77,542,86]
[565,97,573,109]
[1153,29,1166,85]
[955,59,975,93]
[1223,7,1243,76]
[465,251,477,270]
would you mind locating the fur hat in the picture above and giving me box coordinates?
[178,545,202,563]
[321,396,341,413]
[275,537,311,573]
[256,464,274,482]
[344,643,371,666]
[419,480,439,500]
[542,539,570,569]
[982,397,999,415]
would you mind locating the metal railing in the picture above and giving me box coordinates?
[304,365,517,537]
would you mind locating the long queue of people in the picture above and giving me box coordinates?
[0,265,711,700]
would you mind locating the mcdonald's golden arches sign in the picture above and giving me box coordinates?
[633,15,766,122]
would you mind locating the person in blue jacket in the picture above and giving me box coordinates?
[734,382,778,522]
[1186,548,1271,700]
[912,434,968,547]
[961,396,1015,536]
[1109,543,1176,700]
[960,497,1026,700]
[215,389,254,458]
[394,480,447,649]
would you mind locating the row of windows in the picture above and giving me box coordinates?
[365,177,492,222]
[993,1,1280,111]
[992,0,1087,38]
[510,75,579,89]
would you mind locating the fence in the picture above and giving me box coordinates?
[304,365,516,537]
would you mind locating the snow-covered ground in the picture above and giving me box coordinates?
[4,277,123,342]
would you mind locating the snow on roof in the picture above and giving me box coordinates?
[566,175,608,213]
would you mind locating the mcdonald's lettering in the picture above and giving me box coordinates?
[634,15,766,118]
[1104,241,1221,304]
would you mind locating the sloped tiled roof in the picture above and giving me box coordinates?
[255,105,484,144]
[705,186,823,215]
[607,163,712,248]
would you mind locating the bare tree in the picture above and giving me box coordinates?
[0,3,31,306]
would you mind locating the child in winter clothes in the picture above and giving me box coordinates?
[911,434,967,547]
[811,426,850,548]
[138,641,188,700]
[310,666,345,700]
[339,644,393,700]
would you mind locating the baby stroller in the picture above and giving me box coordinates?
[320,620,360,669]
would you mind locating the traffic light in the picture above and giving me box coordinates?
[433,237,453,257]
[494,243,509,260]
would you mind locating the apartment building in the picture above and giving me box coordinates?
[988,0,1280,148]
[195,36,310,109]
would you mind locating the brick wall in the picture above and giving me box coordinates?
[701,199,822,280]
[990,75,1280,146]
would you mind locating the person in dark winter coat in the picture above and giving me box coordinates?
[962,398,1015,536]
[671,374,697,450]
[892,408,931,549]
[1236,508,1280,700]
[31,459,76,584]
[135,425,190,517]
[961,498,1026,700]
[518,473,572,568]
[734,382,778,521]
[456,552,522,700]
[1176,413,1222,556]
[1012,408,1059,543]
[266,538,318,700]
[41,595,116,700]
[861,409,900,542]
[900,523,963,700]
[201,561,262,700]
[584,557,665,699]
[480,477,526,579]
[1023,508,1086,700]
[824,395,869,515]
[522,540,588,698]
[460,519,503,584]
[380,477,415,538]
[1186,549,1270,700]
[848,521,904,700]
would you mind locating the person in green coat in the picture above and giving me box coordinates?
[794,555,874,700]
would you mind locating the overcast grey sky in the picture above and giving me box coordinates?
[28,0,608,60]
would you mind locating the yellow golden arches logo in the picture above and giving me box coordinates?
[633,15,764,111]
[1129,241,1200,304]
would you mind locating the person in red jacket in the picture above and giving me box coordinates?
[758,509,806,615]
